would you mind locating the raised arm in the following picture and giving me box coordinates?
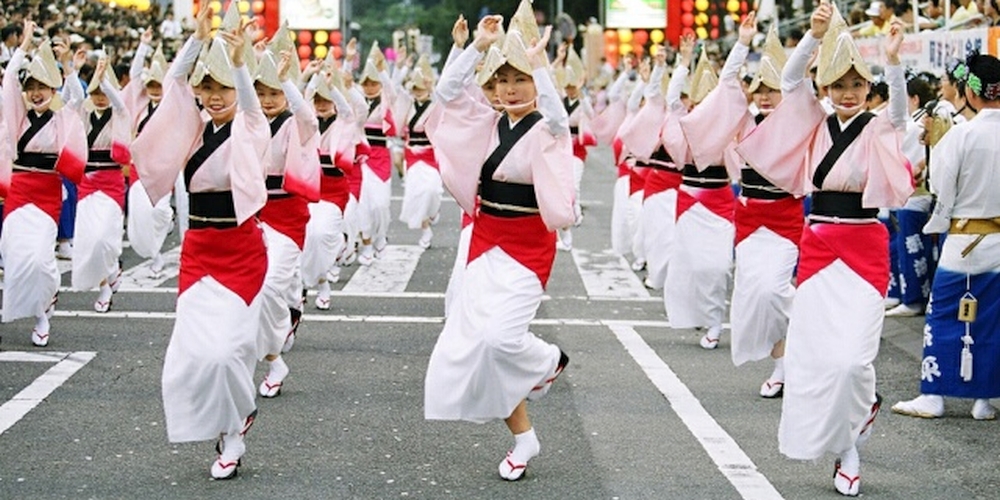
[131,29,154,81]
[883,21,908,131]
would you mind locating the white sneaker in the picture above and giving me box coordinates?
[631,259,646,271]
[891,394,944,418]
[418,227,433,249]
[883,297,901,310]
[972,399,997,420]
[885,303,923,317]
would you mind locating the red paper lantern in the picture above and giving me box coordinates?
[710,28,719,39]
[298,44,312,59]
[710,15,719,27]
[298,30,312,45]
[252,0,264,14]
[682,0,694,12]
[604,29,618,43]
[330,30,343,46]
[605,42,618,58]
[632,44,644,57]
[682,13,695,27]
[633,29,648,46]
[332,45,343,59]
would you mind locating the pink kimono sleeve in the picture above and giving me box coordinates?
[661,108,691,166]
[680,79,750,171]
[862,112,914,208]
[426,93,498,216]
[131,79,203,204]
[619,97,666,160]
[54,110,87,184]
[590,99,626,146]
[282,119,322,203]
[0,113,10,197]
[229,109,270,224]
[533,131,577,231]
[735,84,826,197]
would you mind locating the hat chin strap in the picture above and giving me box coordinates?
[31,96,53,112]
[832,102,865,117]
[207,100,237,116]
[502,99,536,115]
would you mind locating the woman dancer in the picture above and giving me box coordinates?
[71,56,130,313]
[424,8,574,481]
[1,25,86,347]
[736,3,912,495]
[132,9,268,479]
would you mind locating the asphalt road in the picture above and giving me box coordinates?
[1,147,997,500]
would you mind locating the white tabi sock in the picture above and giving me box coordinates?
[769,357,785,382]
[510,428,541,465]
[267,356,290,383]
[97,283,113,304]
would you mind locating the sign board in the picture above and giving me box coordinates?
[281,0,340,31]
[605,0,667,29]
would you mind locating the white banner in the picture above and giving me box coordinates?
[281,0,340,31]
[854,28,987,73]
[605,0,667,29]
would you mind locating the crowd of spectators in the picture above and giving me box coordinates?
[848,0,1000,36]
[1,0,177,80]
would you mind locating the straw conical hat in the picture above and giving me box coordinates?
[24,40,63,89]
[565,46,586,87]
[816,3,873,87]
[253,50,282,90]
[142,45,168,85]
[749,25,787,93]
[689,48,718,104]
[190,36,236,88]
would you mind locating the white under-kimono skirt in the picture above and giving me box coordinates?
[301,201,346,287]
[778,222,886,460]
[1,205,60,321]
[425,246,560,423]
[663,186,735,329]
[127,179,173,259]
[258,223,301,359]
[444,217,473,317]
[71,191,123,291]
[399,159,442,230]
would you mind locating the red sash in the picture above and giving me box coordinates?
[259,196,311,250]
[734,196,804,246]
[676,185,736,222]
[643,169,682,200]
[179,220,267,305]
[629,166,649,195]
[319,174,350,211]
[404,147,438,170]
[796,222,889,295]
[365,145,393,182]
[468,212,557,288]
[78,169,126,210]
[4,172,63,222]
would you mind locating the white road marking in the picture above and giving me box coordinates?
[116,246,181,291]
[57,259,72,275]
[571,248,650,299]
[0,351,74,362]
[342,245,425,293]
[608,324,784,500]
[0,351,97,437]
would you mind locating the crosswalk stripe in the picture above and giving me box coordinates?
[116,247,181,291]
[0,351,96,437]
[342,245,425,293]
[571,248,650,299]
[609,324,784,500]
